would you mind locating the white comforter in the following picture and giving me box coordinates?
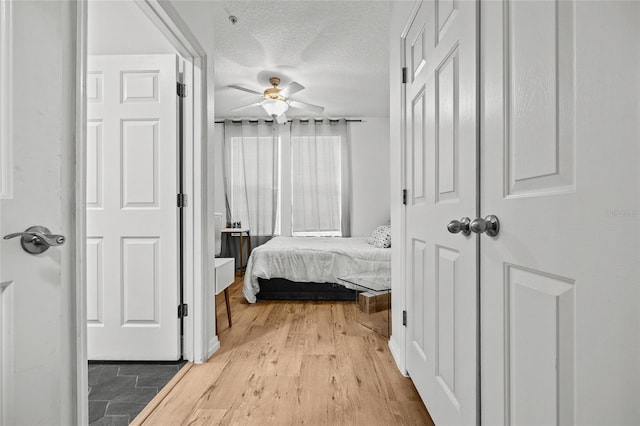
[243,237,391,303]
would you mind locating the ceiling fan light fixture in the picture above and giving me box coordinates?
[229,76,323,119]
[262,99,289,117]
[264,87,284,101]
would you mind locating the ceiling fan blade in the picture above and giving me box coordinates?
[228,84,262,95]
[231,101,262,111]
[288,100,325,115]
[275,112,288,124]
[280,81,305,98]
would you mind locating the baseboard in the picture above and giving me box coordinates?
[206,338,221,362]
[388,336,408,377]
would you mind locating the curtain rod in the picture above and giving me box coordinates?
[214,119,364,124]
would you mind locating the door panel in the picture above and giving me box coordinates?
[121,119,159,207]
[436,50,458,201]
[87,237,104,325]
[0,1,80,423]
[435,245,458,401]
[412,92,426,201]
[404,1,478,424]
[482,1,640,424]
[87,55,180,360]
[122,72,159,103]
[87,120,104,208]
[122,237,160,324]
[437,0,455,38]
[88,71,104,103]
[506,265,575,425]
[410,238,428,361]
[506,0,575,196]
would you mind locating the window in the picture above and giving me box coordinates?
[228,136,280,236]
[224,119,349,239]
[290,135,343,236]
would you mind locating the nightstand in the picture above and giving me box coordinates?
[220,228,251,275]
[214,258,235,333]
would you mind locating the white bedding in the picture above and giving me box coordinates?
[243,237,391,303]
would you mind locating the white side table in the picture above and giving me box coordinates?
[214,258,235,333]
[220,228,251,275]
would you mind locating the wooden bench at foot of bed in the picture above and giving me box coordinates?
[256,278,357,301]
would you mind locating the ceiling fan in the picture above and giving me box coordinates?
[228,77,325,124]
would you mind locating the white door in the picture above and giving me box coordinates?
[403,1,478,424]
[481,1,640,424]
[87,55,180,360]
[0,1,82,424]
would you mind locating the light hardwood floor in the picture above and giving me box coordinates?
[135,277,433,425]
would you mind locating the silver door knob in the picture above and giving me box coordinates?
[470,215,500,237]
[4,226,65,255]
[447,217,471,236]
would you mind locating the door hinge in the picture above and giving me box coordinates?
[402,67,407,84]
[402,310,407,327]
[402,189,407,205]
[178,303,188,318]
[177,193,188,208]
[177,82,187,98]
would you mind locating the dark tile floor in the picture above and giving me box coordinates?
[88,360,186,425]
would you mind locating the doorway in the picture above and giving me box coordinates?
[83,0,207,423]
[86,0,183,363]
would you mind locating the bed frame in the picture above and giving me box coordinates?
[256,278,357,301]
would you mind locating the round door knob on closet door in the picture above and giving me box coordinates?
[470,215,500,237]
[447,217,471,236]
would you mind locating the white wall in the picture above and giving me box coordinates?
[212,119,390,236]
[350,118,390,236]
[165,0,219,363]
[88,0,175,55]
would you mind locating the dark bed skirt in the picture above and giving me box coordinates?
[256,278,357,301]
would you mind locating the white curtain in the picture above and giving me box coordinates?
[223,120,280,244]
[290,119,351,237]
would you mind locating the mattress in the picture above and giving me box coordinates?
[243,236,391,303]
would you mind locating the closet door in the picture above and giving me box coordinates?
[481,1,640,424]
[403,0,478,424]
[87,55,180,360]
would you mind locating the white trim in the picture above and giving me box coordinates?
[399,2,422,376]
[75,0,88,422]
[136,0,206,59]
[0,0,13,199]
[389,0,423,377]
[182,55,197,362]
[190,56,214,363]
[389,0,422,380]
[388,339,408,378]
[208,338,221,359]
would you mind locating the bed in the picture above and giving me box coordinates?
[242,236,391,303]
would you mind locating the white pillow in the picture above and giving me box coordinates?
[367,225,391,248]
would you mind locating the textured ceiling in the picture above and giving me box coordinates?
[212,1,390,119]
